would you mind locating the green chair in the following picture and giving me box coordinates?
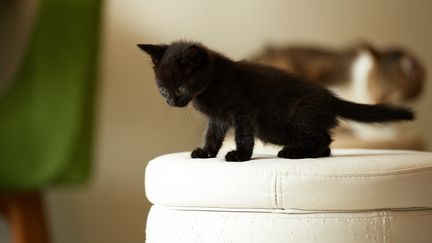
[0,0,102,242]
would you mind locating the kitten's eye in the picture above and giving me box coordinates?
[177,85,188,94]
[159,87,168,96]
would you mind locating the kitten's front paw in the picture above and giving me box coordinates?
[191,148,216,158]
[225,150,251,162]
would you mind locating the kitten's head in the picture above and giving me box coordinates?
[138,41,212,107]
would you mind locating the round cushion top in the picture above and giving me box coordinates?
[145,148,432,211]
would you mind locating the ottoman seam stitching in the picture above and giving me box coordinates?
[391,213,432,217]
[157,207,432,219]
[277,167,432,176]
[276,173,280,209]
[168,167,432,176]
[388,214,392,243]
[279,173,283,209]
[272,172,278,209]
[381,211,386,243]
[384,211,391,243]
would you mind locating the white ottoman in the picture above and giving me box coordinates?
[145,149,432,243]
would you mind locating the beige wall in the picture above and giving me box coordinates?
[45,0,432,243]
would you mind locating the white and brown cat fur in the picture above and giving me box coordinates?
[252,42,425,143]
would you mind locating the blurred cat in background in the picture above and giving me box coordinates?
[252,42,426,148]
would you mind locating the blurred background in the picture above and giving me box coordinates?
[1,0,431,242]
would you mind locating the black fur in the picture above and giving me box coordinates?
[138,41,414,161]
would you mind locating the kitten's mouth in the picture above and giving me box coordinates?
[167,98,190,107]
[175,100,189,107]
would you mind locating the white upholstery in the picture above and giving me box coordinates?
[147,206,432,243]
[145,148,432,243]
[145,149,432,211]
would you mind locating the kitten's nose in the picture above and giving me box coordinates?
[166,98,175,106]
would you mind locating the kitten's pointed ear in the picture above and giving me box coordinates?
[137,44,168,65]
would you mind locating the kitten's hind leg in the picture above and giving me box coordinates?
[277,133,332,159]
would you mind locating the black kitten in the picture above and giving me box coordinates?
[138,41,414,162]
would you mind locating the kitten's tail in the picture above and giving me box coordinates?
[334,98,414,123]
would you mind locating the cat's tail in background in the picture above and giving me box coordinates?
[333,97,414,123]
